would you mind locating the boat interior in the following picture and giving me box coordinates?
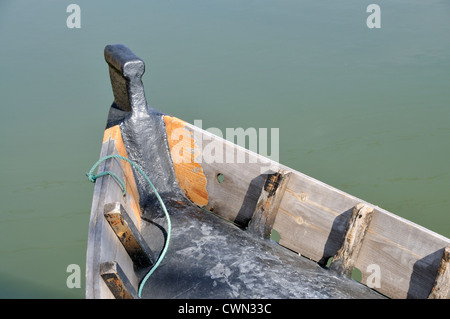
[86,44,450,299]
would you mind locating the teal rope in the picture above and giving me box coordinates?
[86,154,171,298]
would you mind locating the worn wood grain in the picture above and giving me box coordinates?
[182,121,450,298]
[100,261,137,299]
[103,125,141,227]
[86,129,140,299]
[354,208,450,299]
[163,116,208,207]
[428,246,450,299]
[89,116,450,299]
[183,122,281,227]
[329,204,374,278]
[270,168,450,299]
[272,171,450,298]
[249,170,291,239]
[104,202,154,268]
[178,121,450,298]
[273,173,359,263]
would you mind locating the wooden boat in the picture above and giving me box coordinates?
[86,44,450,299]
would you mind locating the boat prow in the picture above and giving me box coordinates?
[86,44,450,299]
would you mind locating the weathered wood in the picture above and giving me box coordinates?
[89,115,450,299]
[86,133,140,299]
[329,203,374,278]
[428,246,450,299]
[163,115,208,207]
[100,261,137,299]
[104,202,154,268]
[249,170,291,239]
[272,171,450,299]
[266,167,450,299]
[177,121,450,299]
[273,173,362,263]
[355,208,450,299]
[89,45,450,299]
[179,121,281,227]
[87,45,147,299]
[102,125,141,228]
[179,121,450,299]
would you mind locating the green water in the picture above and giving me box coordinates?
[1,0,449,298]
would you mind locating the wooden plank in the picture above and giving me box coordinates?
[354,208,450,299]
[103,125,141,228]
[191,127,450,298]
[98,146,139,298]
[86,136,113,299]
[104,202,154,268]
[428,246,450,299]
[182,122,279,227]
[329,204,374,277]
[163,115,208,207]
[272,170,450,298]
[86,130,140,299]
[100,261,137,299]
[249,170,291,239]
[295,154,446,298]
[162,118,450,299]
[273,173,358,263]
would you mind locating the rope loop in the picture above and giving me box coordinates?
[86,172,96,183]
[86,154,171,298]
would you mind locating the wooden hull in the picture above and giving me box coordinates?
[86,44,450,299]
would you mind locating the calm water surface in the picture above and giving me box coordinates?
[0,0,449,298]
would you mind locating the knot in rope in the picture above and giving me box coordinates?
[86,172,96,183]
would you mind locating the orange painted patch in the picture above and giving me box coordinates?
[103,126,141,227]
[163,116,208,207]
